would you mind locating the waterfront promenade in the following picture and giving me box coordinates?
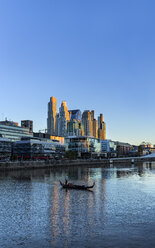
[0,155,155,171]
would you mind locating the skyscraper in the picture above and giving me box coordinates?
[82,110,93,136]
[90,110,98,138]
[58,101,70,137]
[47,96,57,135]
[98,114,106,140]
[92,119,98,138]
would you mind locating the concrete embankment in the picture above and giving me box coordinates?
[0,156,155,171]
[0,159,109,171]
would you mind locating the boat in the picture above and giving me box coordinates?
[59,180,95,190]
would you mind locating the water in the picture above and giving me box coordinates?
[0,162,155,248]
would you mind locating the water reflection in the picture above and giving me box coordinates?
[1,162,154,181]
[0,162,155,248]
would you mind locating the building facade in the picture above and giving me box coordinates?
[92,119,98,138]
[47,97,106,140]
[98,114,106,140]
[69,109,81,121]
[21,120,33,133]
[0,137,12,160]
[82,111,93,137]
[0,121,33,142]
[47,96,57,135]
[100,139,117,157]
[65,136,101,158]
[115,141,133,157]
[13,137,65,159]
[67,119,84,137]
[58,101,70,137]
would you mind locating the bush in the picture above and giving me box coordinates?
[65,151,78,159]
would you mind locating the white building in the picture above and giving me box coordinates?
[100,139,116,157]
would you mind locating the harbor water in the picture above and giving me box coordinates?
[0,162,155,248]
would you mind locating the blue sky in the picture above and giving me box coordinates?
[0,0,155,145]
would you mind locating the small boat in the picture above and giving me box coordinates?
[59,180,95,190]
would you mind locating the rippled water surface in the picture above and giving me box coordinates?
[0,162,155,248]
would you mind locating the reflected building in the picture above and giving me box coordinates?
[49,167,107,246]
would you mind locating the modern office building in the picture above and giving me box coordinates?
[0,120,33,142]
[67,119,84,137]
[21,120,33,133]
[65,136,101,153]
[0,137,12,160]
[65,136,101,157]
[100,139,117,157]
[47,96,57,135]
[13,137,65,159]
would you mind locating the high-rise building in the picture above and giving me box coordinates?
[58,101,70,137]
[92,119,98,138]
[98,114,104,128]
[47,97,57,135]
[90,110,98,138]
[47,97,107,140]
[82,110,93,136]
[91,110,94,120]
[98,114,106,140]
[55,113,59,136]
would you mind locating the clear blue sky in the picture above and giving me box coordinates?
[0,0,155,145]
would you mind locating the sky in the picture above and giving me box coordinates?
[0,0,155,145]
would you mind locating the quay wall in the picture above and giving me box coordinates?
[0,157,155,171]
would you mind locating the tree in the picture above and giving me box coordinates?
[65,151,78,159]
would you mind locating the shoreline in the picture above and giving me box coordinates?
[0,157,155,171]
